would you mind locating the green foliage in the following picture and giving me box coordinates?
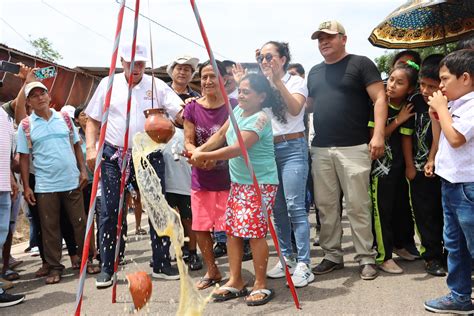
[29,36,63,63]
[375,43,458,77]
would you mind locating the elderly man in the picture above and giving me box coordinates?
[85,43,184,288]
[307,21,387,280]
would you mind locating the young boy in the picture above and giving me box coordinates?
[401,54,446,277]
[424,49,474,314]
[17,82,88,285]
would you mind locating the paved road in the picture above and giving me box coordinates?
[6,212,449,315]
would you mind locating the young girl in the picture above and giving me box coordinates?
[191,73,285,306]
[370,63,418,274]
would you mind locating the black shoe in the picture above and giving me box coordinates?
[213,242,227,258]
[188,253,203,271]
[312,259,344,275]
[242,241,253,262]
[182,246,190,263]
[425,260,446,277]
[0,291,25,308]
[95,271,113,289]
[152,265,180,280]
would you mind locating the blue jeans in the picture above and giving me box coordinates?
[0,192,11,248]
[441,180,474,303]
[272,137,310,264]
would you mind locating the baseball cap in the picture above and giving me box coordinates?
[120,42,149,62]
[311,20,346,40]
[166,55,200,77]
[61,105,76,119]
[25,81,48,98]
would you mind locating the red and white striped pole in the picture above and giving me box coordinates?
[189,0,301,310]
[74,1,126,315]
[111,0,141,304]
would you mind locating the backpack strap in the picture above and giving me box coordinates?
[20,117,32,150]
[60,111,75,149]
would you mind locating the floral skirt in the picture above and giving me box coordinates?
[226,182,278,239]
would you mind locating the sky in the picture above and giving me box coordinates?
[0,0,408,72]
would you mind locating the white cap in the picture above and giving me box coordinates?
[166,55,200,77]
[120,42,149,62]
[25,82,48,98]
[61,105,76,119]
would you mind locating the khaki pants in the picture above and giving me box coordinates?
[310,144,376,265]
[37,189,86,271]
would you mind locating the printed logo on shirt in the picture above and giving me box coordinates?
[144,90,157,101]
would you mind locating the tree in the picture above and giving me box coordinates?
[29,36,63,63]
[375,43,458,77]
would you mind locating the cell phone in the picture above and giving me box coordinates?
[0,61,20,74]
[34,66,56,80]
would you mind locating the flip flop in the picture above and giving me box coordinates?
[45,272,62,285]
[2,269,20,281]
[87,263,101,275]
[212,286,248,302]
[196,277,221,290]
[245,289,275,306]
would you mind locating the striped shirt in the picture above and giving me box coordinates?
[0,108,14,191]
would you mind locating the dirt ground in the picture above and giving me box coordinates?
[13,209,30,245]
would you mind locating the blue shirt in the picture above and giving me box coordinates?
[17,110,80,193]
[226,106,278,185]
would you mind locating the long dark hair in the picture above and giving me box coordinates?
[199,59,227,77]
[241,73,287,124]
[262,41,291,71]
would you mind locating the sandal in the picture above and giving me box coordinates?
[45,272,62,285]
[212,286,248,302]
[245,289,274,306]
[196,276,221,290]
[136,228,147,235]
[87,263,101,275]
[35,263,50,278]
[2,269,20,281]
[71,256,80,270]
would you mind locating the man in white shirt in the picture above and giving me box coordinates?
[85,43,184,288]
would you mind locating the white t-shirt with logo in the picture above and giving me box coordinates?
[86,73,183,147]
[264,72,308,136]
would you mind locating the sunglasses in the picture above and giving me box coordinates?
[256,53,274,64]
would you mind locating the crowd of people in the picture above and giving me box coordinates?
[0,19,473,314]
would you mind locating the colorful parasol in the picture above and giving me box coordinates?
[369,0,474,49]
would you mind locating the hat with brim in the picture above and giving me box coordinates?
[25,82,48,98]
[166,55,200,77]
[311,20,346,40]
[120,42,149,62]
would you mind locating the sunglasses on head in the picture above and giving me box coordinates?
[256,53,274,64]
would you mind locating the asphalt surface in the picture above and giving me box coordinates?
[5,212,451,315]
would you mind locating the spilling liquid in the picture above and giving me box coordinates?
[132,132,210,315]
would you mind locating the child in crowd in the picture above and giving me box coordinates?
[401,54,446,277]
[424,49,474,314]
[191,73,284,306]
[369,63,418,274]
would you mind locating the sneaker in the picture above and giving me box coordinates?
[393,248,416,261]
[291,262,314,288]
[312,259,344,275]
[30,246,40,257]
[213,242,227,258]
[182,246,190,263]
[188,253,203,271]
[0,291,25,308]
[95,271,113,289]
[242,241,252,262]
[425,260,446,277]
[152,266,180,280]
[359,264,378,280]
[424,294,473,314]
[267,257,296,279]
[378,259,403,274]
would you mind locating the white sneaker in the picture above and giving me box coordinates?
[267,257,296,279]
[30,247,40,257]
[291,262,315,288]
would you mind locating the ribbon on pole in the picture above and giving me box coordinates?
[189,0,301,310]
[74,1,126,315]
[111,0,141,303]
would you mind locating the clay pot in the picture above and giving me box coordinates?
[144,108,175,143]
[126,271,152,310]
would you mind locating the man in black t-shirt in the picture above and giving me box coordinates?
[306,20,387,280]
